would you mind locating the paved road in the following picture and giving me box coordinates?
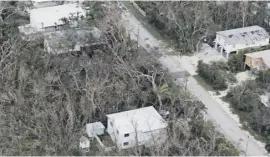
[121,6,267,156]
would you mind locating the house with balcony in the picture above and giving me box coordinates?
[214,25,269,58]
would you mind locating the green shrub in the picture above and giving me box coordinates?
[256,70,270,86]
[197,60,227,90]
[225,81,259,112]
[226,72,237,83]
[227,51,247,73]
[212,61,229,71]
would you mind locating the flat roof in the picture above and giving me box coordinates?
[217,25,269,45]
[107,106,167,133]
[30,3,86,28]
[245,49,270,68]
[86,122,105,137]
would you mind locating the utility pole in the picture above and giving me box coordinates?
[136,24,140,52]
[245,135,249,155]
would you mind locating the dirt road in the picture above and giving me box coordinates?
[121,6,267,156]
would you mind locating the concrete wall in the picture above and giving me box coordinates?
[232,39,269,52]
[217,34,269,53]
[245,56,264,69]
[113,128,167,149]
[107,118,118,143]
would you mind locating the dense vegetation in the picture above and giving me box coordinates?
[0,1,240,156]
[222,69,270,144]
[197,60,227,90]
[197,60,237,90]
[136,1,268,54]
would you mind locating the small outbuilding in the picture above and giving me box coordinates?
[79,136,90,152]
[245,49,270,71]
[86,122,105,138]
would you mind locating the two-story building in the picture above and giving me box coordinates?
[106,106,168,149]
[215,25,269,58]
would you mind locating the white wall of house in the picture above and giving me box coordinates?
[32,1,59,8]
[216,35,269,53]
[107,117,118,143]
[107,117,167,149]
[115,128,167,149]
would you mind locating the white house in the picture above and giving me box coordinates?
[86,122,105,138]
[106,106,168,149]
[30,3,85,31]
[18,3,86,36]
[215,25,269,58]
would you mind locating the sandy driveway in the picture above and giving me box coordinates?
[121,5,267,156]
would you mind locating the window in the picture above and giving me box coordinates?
[123,142,129,146]
[110,121,113,127]
[255,60,259,65]
[124,133,129,137]
[233,44,235,48]
[116,130,119,134]
[246,43,249,46]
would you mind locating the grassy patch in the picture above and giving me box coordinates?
[236,111,268,143]
[241,122,268,144]
[222,96,269,144]
[193,75,214,92]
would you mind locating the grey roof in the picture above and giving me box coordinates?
[217,25,269,45]
[44,28,94,54]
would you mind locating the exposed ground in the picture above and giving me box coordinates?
[171,44,226,75]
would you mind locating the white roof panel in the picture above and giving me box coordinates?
[86,122,105,137]
[30,3,86,28]
[107,106,167,133]
[217,25,269,45]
